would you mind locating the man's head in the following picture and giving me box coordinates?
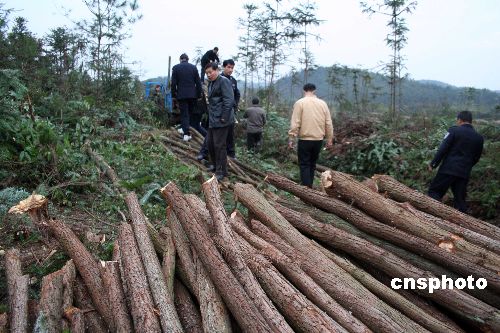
[252,97,259,105]
[222,59,235,76]
[205,62,219,81]
[180,53,189,62]
[155,84,160,92]
[213,47,219,54]
[303,83,316,95]
[457,110,473,125]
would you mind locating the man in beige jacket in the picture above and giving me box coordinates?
[288,83,334,187]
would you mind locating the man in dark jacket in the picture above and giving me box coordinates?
[220,59,240,159]
[243,97,266,151]
[428,111,484,213]
[171,53,202,141]
[205,62,234,181]
[200,47,219,80]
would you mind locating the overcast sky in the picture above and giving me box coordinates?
[4,0,500,90]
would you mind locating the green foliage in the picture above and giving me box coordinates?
[0,187,30,220]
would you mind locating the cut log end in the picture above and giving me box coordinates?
[320,171,333,188]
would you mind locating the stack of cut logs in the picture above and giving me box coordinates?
[3,169,500,332]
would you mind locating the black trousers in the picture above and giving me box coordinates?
[247,132,263,151]
[207,126,230,177]
[189,112,207,137]
[226,123,235,158]
[298,140,323,187]
[428,173,469,213]
[178,98,196,135]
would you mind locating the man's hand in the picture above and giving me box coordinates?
[288,140,294,150]
[428,164,433,172]
[325,139,333,148]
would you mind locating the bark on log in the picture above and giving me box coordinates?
[63,307,85,333]
[118,222,161,333]
[266,173,500,292]
[45,219,113,330]
[100,261,133,333]
[174,279,204,333]
[236,233,347,333]
[10,275,29,333]
[161,182,272,333]
[85,143,124,194]
[168,209,233,333]
[61,260,76,313]
[35,270,63,333]
[233,182,427,333]
[321,170,500,273]
[112,241,129,306]
[5,248,22,311]
[0,313,8,333]
[126,192,183,333]
[230,211,371,333]
[373,174,500,241]
[202,176,293,333]
[159,226,176,299]
[274,197,500,309]
[73,278,107,333]
[185,194,214,234]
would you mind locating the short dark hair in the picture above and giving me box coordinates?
[205,62,219,71]
[457,110,472,123]
[180,53,189,61]
[303,83,316,92]
[223,59,235,67]
[252,97,259,105]
[214,47,219,52]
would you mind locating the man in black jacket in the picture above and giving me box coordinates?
[220,59,240,159]
[171,53,202,141]
[205,62,234,181]
[200,47,219,80]
[428,111,484,213]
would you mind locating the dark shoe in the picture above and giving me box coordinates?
[207,165,215,172]
[228,155,237,161]
[196,154,206,161]
[216,174,225,181]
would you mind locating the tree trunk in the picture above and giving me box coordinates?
[174,279,204,333]
[233,182,426,333]
[35,271,63,333]
[202,176,293,333]
[266,173,500,292]
[5,248,22,311]
[100,261,133,333]
[321,171,500,273]
[236,234,348,333]
[168,209,233,333]
[125,192,183,333]
[373,174,500,241]
[10,275,29,333]
[275,200,500,331]
[46,219,113,330]
[230,211,371,333]
[159,226,176,299]
[161,182,272,333]
[73,278,107,333]
[63,307,85,333]
[118,222,162,333]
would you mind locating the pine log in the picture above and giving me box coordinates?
[61,260,76,313]
[202,176,293,333]
[233,183,427,333]
[373,174,500,241]
[10,275,29,333]
[321,170,500,273]
[185,194,214,234]
[5,248,22,311]
[266,173,500,292]
[230,211,371,333]
[85,143,124,194]
[174,279,204,333]
[45,219,113,330]
[100,261,133,333]
[159,226,176,298]
[73,278,107,333]
[161,182,272,333]
[63,307,85,333]
[168,208,233,333]
[274,197,500,308]
[118,222,161,333]
[35,270,63,333]
[125,192,183,333]
[236,233,348,333]
[112,241,129,305]
[274,200,500,331]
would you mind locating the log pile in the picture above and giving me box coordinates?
[3,156,500,332]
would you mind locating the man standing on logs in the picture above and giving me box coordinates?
[288,83,333,188]
[428,110,484,213]
[205,62,234,181]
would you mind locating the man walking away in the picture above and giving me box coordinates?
[205,62,234,181]
[171,53,202,141]
[243,97,266,152]
[200,47,219,81]
[220,59,240,159]
[428,111,484,213]
[288,83,333,188]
